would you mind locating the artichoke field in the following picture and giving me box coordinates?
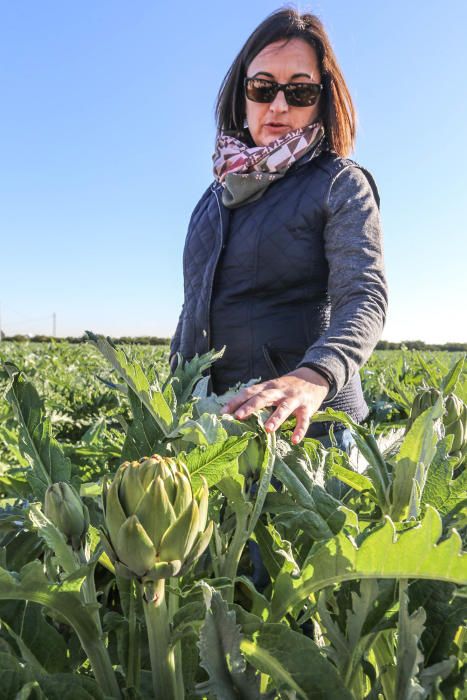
[0,337,465,700]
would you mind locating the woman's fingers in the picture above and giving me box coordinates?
[232,389,280,419]
[291,406,312,444]
[222,384,263,414]
[264,399,298,432]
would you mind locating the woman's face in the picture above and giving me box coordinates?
[245,37,322,147]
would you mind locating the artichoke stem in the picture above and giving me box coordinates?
[127,579,141,692]
[82,636,122,699]
[168,579,185,699]
[221,507,250,604]
[142,579,181,700]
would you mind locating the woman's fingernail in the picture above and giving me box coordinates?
[236,410,245,418]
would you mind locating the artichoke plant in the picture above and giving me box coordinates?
[408,389,466,459]
[100,454,213,582]
[45,482,90,551]
[101,454,213,700]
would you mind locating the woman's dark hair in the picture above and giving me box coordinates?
[215,6,357,157]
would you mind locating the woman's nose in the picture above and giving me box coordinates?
[269,88,289,112]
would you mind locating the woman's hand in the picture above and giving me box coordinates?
[222,367,330,444]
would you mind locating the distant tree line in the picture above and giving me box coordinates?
[1,335,466,352]
[1,335,170,346]
[376,340,467,352]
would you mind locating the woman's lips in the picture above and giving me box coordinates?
[265,123,289,132]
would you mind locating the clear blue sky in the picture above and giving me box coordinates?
[1,1,466,342]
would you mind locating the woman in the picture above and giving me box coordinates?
[169,8,387,450]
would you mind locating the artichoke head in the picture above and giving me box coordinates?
[44,482,90,551]
[101,454,213,582]
[408,388,441,428]
[444,395,466,454]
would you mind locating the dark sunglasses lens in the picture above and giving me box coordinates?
[285,84,321,106]
[245,79,277,103]
[245,79,321,106]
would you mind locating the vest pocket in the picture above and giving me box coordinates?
[262,343,304,377]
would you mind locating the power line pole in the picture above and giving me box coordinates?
[52,312,56,337]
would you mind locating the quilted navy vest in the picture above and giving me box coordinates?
[172,149,380,435]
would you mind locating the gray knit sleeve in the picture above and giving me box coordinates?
[296,164,388,400]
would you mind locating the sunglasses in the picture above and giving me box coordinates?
[244,76,323,107]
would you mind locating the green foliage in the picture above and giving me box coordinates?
[0,341,465,699]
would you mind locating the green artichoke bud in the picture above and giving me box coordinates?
[44,482,90,550]
[444,395,466,454]
[101,454,213,582]
[407,388,441,429]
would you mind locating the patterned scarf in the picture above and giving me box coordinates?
[212,120,325,209]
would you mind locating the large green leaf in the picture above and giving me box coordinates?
[0,599,70,675]
[240,623,353,699]
[169,348,225,405]
[0,562,119,698]
[395,581,426,699]
[408,579,467,666]
[0,651,28,698]
[272,454,344,540]
[29,674,104,699]
[311,408,391,510]
[390,399,443,521]
[86,333,173,435]
[270,506,467,621]
[2,364,71,499]
[121,388,165,461]
[196,584,260,700]
[171,412,228,447]
[441,355,465,395]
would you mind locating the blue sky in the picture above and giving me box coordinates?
[1,1,466,342]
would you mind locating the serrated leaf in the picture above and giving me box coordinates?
[86,333,173,435]
[121,389,165,461]
[170,348,225,405]
[2,364,71,499]
[396,582,426,700]
[182,434,252,489]
[408,579,467,665]
[197,584,260,700]
[271,505,467,622]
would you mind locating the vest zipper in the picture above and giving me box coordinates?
[206,183,225,359]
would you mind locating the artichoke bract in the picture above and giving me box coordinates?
[44,482,90,550]
[101,455,213,582]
